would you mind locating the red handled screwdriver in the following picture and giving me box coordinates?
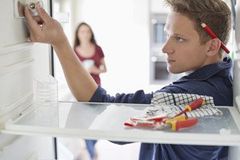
[174,97,205,117]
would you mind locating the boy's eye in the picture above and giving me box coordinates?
[175,36,185,42]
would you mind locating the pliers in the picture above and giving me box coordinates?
[124,114,198,131]
[158,115,198,131]
[124,98,204,131]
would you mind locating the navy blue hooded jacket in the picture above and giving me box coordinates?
[90,57,233,160]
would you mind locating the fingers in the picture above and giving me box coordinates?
[35,3,51,23]
[24,6,41,42]
[24,6,39,31]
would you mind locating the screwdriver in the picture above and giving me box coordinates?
[173,97,205,117]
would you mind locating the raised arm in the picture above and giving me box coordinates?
[24,4,97,101]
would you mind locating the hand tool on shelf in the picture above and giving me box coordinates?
[124,114,198,131]
[124,98,204,131]
[158,115,198,131]
[173,97,205,117]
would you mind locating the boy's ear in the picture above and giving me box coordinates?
[206,38,221,56]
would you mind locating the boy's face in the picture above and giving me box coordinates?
[163,12,210,74]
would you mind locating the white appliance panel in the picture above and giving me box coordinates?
[0,0,54,159]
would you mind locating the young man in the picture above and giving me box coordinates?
[24,0,232,159]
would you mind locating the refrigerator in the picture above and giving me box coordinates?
[0,0,55,159]
[0,0,240,160]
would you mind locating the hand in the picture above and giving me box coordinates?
[24,3,67,47]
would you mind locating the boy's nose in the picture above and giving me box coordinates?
[162,40,174,54]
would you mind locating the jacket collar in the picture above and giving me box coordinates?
[174,57,232,83]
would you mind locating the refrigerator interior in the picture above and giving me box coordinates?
[0,0,54,159]
[0,0,239,159]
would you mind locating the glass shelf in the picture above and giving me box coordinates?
[2,101,240,146]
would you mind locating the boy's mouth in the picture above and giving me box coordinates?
[167,59,175,63]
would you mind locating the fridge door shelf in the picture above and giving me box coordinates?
[2,101,240,146]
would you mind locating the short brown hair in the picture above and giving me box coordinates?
[165,0,231,45]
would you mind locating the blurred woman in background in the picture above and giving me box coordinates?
[74,22,107,86]
[74,22,107,160]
